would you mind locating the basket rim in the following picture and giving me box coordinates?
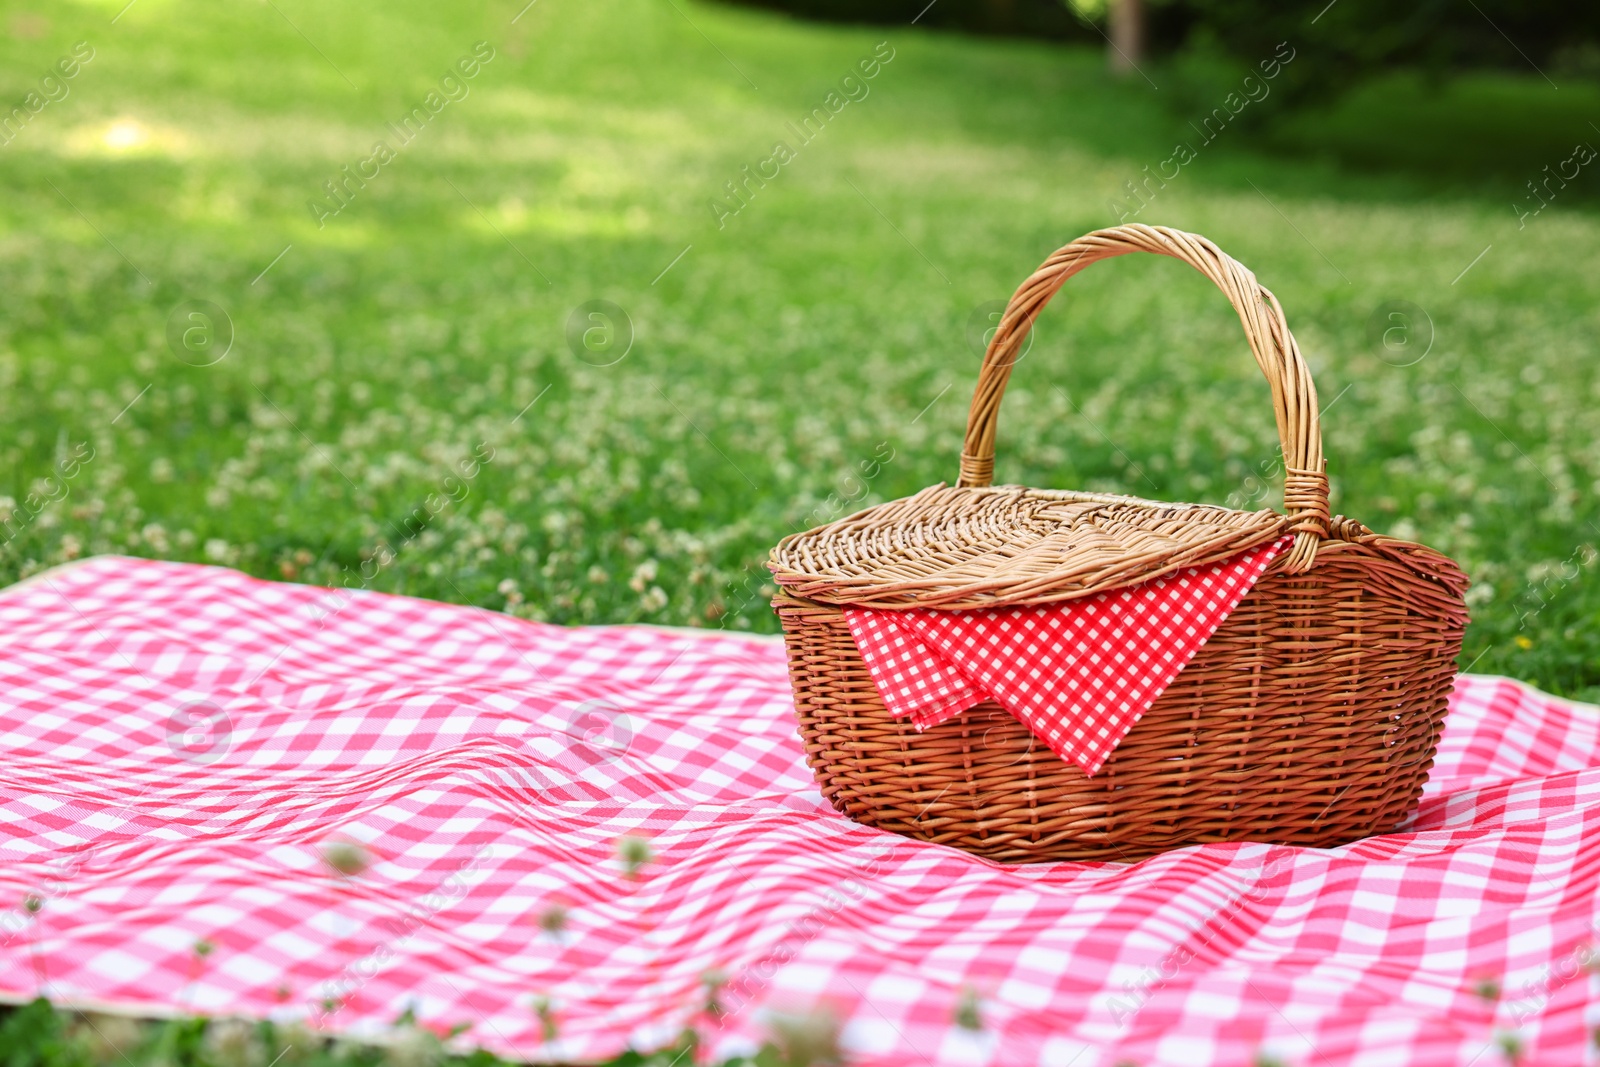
[768,486,1468,610]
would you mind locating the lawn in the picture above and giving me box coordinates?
[4,0,1600,695]
[2,0,1599,1059]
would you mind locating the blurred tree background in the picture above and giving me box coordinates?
[722,0,1600,186]
[723,0,1600,95]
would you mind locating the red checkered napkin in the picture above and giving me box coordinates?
[844,537,1290,776]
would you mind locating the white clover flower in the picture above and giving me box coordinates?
[629,559,658,593]
[73,1015,147,1064]
[201,1017,264,1067]
[386,1026,445,1067]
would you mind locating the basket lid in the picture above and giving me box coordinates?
[768,484,1293,610]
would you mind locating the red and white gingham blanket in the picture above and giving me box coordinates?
[2,557,1598,1067]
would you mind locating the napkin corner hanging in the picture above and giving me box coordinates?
[844,536,1291,777]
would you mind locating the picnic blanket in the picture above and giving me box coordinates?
[2,556,1598,1067]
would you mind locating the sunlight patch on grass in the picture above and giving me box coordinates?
[61,115,190,157]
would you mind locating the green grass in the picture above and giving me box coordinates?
[0,0,1598,1057]
[0,1000,511,1067]
[3,3,1599,672]
[0,997,736,1066]
[0,995,850,1066]
[3,0,1596,697]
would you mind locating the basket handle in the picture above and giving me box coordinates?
[958,223,1328,573]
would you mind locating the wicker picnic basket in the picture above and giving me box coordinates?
[768,224,1469,863]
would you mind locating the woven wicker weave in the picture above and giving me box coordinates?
[768,224,1469,863]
